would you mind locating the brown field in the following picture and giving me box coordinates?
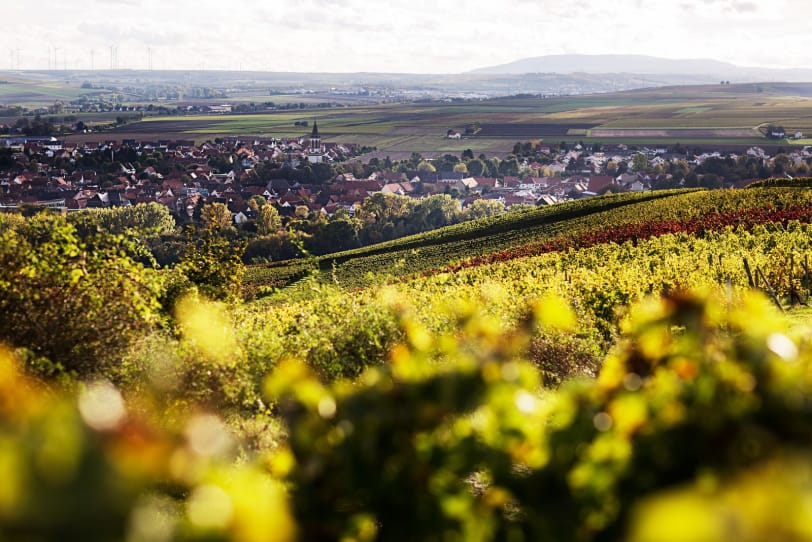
[590,128,760,138]
[476,123,598,137]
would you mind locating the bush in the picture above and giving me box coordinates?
[0,213,163,376]
[268,290,812,540]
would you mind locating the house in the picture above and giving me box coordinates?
[587,176,614,193]
[502,176,520,188]
[458,177,478,191]
[233,211,249,225]
[473,177,500,189]
[381,182,411,195]
[439,171,464,183]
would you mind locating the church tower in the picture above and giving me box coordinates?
[307,121,322,163]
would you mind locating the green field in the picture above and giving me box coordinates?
[0,80,95,107]
[106,83,812,154]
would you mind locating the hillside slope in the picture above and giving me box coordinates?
[247,186,812,299]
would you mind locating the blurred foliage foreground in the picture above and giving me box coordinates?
[3,289,812,542]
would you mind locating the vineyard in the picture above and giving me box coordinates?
[5,186,812,539]
[248,187,812,296]
[245,190,693,293]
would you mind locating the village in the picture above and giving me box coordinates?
[1,124,810,225]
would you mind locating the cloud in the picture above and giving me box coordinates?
[730,1,759,12]
[2,0,811,72]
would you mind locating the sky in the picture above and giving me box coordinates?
[4,0,811,73]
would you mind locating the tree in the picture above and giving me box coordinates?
[416,160,436,173]
[632,152,649,172]
[453,163,468,175]
[606,160,618,175]
[247,195,267,212]
[179,227,245,301]
[256,204,282,235]
[92,202,176,239]
[322,217,362,252]
[295,205,311,220]
[413,194,460,230]
[772,153,791,175]
[465,199,505,220]
[700,173,722,189]
[498,157,520,177]
[356,193,417,243]
[466,159,486,177]
[200,202,233,231]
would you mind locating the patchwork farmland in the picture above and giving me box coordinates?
[64,82,812,156]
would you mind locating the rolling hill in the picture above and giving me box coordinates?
[246,186,812,298]
[470,54,812,81]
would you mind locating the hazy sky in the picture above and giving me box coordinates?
[4,0,810,73]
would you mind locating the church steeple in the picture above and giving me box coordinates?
[307,120,322,163]
[309,120,321,153]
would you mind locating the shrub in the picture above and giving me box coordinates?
[0,214,163,376]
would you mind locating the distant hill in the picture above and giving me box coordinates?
[470,54,812,82]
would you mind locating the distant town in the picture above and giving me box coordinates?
[0,126,807,223]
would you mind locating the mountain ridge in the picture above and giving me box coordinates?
[469,54,812,81]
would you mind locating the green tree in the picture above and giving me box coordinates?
[178,227,245,301]
[200,202,233,231]
[466,159,486,177]
[322,217,362,252]
[247,195,267,212]
[465,199,505,220]
[416,160,436,173]
[772,153,791,175]
[96,203,176,238]
[256,205,282,236]
[632,152,649,172]
[412,194,461,230]
[498,157,520,177]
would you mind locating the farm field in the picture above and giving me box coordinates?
[0,80,95,107]
[95,83,812,155]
